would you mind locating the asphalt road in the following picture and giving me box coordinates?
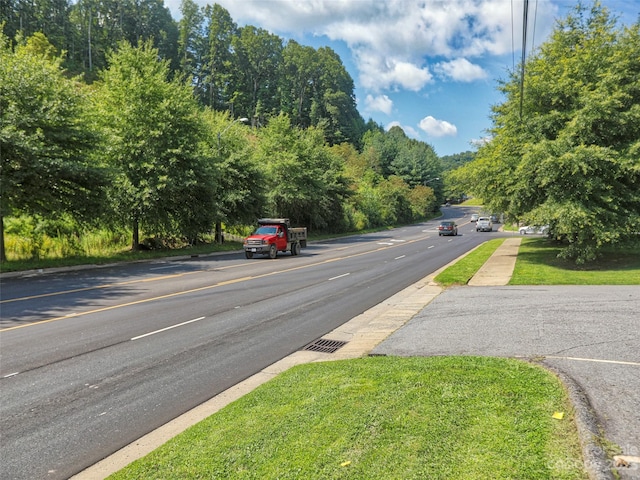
[373,285,640,479]
[1,207,492,480]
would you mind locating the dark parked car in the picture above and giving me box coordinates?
[438,221,458,236]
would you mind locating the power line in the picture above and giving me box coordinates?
[519,0,529,120]
[531,0,539,52]
[511,0,515,71]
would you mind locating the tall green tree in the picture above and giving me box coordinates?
[280,40,317,128]
[200,3,237,110]
[254,114,349,230]
[177,0,204,81]
[460,2,640,263]
[68,0,178,79]
[391,138,440,187]
[94,39,214,248]
[0,31,106,261]
[0,0,72,54]
[68,0,116,75]
[311,46,364,146]
[231,25,283,124]
[120,0,179,70]
[200,110,264,235]
[376,176,414,225]
[362,126,441,191]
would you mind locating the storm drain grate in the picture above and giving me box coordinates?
[303,338,348,354]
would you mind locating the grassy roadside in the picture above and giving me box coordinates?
[511,239,640,285]
[109,356,587,480]
[435,237,640,286]
[0,240,244,273]
[433,238,506,286]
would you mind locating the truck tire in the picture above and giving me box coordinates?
[245,251,253,259]
[291,242,301,256]
[269,244,277,259]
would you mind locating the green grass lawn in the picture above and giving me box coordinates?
[510,239,640,285]
[109,356,586,480]
[434,237,640,286]
[0,240,244,273]
[434,238,506,286]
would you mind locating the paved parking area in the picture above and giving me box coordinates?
[372,285,640,479]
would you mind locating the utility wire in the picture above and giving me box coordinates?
[519,0,529,120]
[511,0,515,72]
[531,0,539,53]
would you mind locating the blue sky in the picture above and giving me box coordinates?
[165,1,638,157]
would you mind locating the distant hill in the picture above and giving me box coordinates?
[440,151,475,172]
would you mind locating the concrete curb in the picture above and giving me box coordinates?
[542,362,616,480]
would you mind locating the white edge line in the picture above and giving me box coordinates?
[328,273,350,281]
[131,317,206,341]
[149,265,180,271]
[545,355,640,366]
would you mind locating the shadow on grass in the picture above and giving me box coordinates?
[0,241,244,273]
[518,240,640,272]
[511,239,640,285]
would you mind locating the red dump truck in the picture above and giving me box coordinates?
[243,218,307,259]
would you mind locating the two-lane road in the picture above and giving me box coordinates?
[0,207,502,479]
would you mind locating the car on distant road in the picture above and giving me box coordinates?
[438,221,458,236]
[476,217,493,232]
[470,214,479,222]
[519,225,549,235]
[490,214,500,223]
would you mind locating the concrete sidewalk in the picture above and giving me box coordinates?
[468,236,521,286]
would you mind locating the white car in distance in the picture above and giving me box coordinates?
[519,225,549,235]
[476,217,493,232]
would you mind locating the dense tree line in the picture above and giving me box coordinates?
[0,0,365,145]
[0,12,442,262]
[450,3,640,263]
[3,1,638,265]
[439,151,475,204]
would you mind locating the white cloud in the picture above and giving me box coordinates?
[419,116,458,137]
[203,0,558,94]
[357,52,433,91]
[364,94,393,115]
[435,58,488,82]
